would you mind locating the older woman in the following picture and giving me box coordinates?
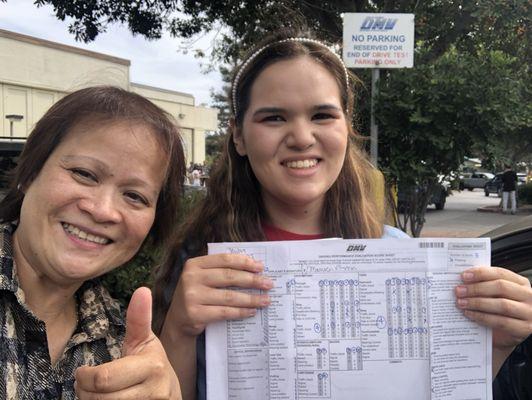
[0,86,183,399]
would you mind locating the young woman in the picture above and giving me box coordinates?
[153,31,532,400]
[0,86,183,399]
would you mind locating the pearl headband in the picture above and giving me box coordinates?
[231,37,350,116]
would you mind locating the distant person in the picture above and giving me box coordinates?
[191,166,201,186]
[501,164,518,214]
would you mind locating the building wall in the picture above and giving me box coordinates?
[0,29,218,164]
[0,83,63,137]
[132,83,217,164]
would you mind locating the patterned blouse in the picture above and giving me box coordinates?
[0,224,125,399]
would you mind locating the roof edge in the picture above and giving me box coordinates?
[0,28,131,66]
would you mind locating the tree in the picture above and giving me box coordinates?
[204,132,226,166]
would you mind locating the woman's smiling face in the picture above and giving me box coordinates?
[234,56,348,213]
[13,119,167,285]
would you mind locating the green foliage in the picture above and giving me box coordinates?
[379,47,528,179]
[101,187,206,308]
[205,132,226,167]
[518,184,532,205]
[101,241,160,308]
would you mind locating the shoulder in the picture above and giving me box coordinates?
[381,225,410,239]
[0,222,15,252]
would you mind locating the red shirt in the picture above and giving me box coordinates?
[262,222,324,241]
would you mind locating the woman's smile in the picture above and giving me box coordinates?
[61,222,111,245]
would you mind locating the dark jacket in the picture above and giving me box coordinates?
[502,170,518,192]
[493,335,532,400]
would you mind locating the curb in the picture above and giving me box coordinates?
[477,206,532,214]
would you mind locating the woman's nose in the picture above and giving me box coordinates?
[78,189,122,223]
[285,119,316,150]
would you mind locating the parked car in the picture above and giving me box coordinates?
[484,174,503,197]
[459,172,494,191]
[485,172,527,197]
[397,183,448,211]
[517,172,527,186]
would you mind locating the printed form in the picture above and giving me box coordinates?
[206,238,492,400]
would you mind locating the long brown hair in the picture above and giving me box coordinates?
[0,86,185,248]
[152,29,384,331]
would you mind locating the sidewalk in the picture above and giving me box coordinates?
[420,191,528,238]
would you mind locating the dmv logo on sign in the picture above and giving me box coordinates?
[343,13,414,68]
[360,16,398,31]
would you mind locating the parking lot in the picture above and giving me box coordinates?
[421,189,526,237]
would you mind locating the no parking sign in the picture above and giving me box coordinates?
[343,13,415,68]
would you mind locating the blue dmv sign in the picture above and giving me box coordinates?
[360,16,398,31]
[343,13,415,68]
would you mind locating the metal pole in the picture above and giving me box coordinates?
[370,68,380,167]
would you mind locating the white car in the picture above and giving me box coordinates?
[517,172,527,186]
[459,172,494,191]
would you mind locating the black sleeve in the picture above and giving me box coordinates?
[197,331,207,400]
[493,335,532,400]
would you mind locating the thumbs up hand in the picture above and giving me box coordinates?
[75,287,181,399]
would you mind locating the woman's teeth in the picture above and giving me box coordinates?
[285,159,318,169]
[62,223,110,244]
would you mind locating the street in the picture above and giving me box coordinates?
[420,189,526,237]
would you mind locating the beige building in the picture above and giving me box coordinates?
[0,29,218,163]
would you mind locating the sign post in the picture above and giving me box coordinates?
[343,13,415,166]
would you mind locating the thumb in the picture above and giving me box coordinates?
[123,287,154,356]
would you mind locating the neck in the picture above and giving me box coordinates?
[262,194,324,234]
[12,232,80,323]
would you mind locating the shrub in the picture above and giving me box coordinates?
[101,241,160,308]
[102,187,206,308]
[518,183,532,205]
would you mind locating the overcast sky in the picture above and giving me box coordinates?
[0,0,223,106]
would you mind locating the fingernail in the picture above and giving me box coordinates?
[253,261,264,271]
[462,272,474,282]
[249,309,257,316]
[261,277,274,289]
[260,296,271,307]
[456,286,467,296]
[457,298,468,308]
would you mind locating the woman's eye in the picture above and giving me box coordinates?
[71,168,97,182]
[262,115,285,122]
[124,191,149,206]
[312,113,335,120]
